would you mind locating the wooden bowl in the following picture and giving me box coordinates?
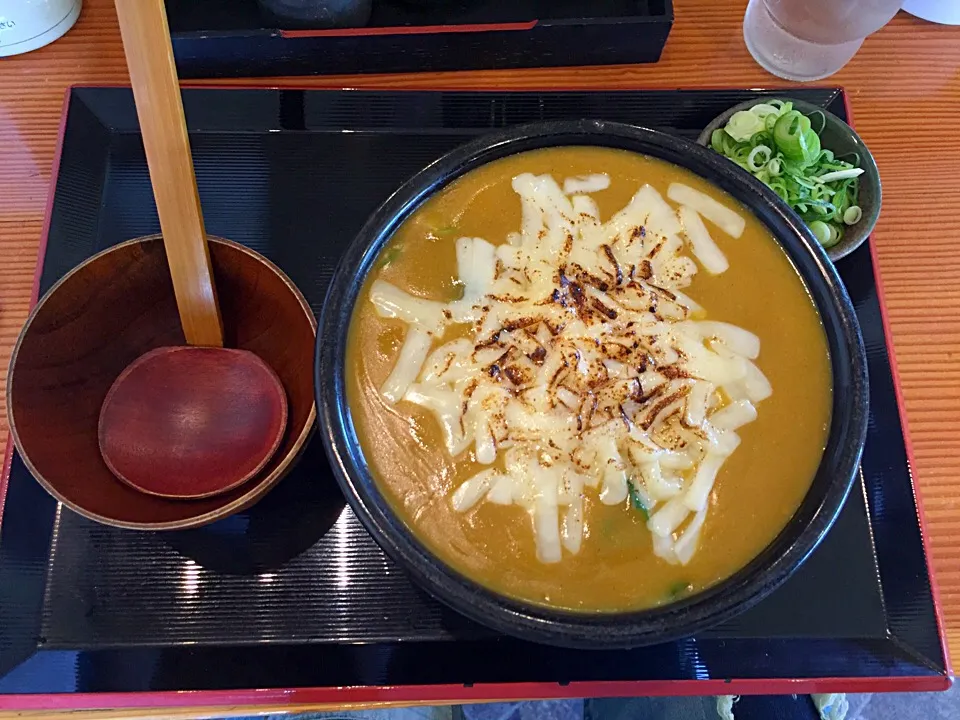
[7,235,317,530]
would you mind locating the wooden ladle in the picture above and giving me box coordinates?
[99,0,288,500]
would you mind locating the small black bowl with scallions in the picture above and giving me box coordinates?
[698,98,880,262]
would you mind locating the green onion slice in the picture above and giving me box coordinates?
[843,206,863,225]
[747,145,772,171]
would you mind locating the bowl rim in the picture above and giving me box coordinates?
[695,96,882,262]
[316,120,869,648]
[7,234,318,531]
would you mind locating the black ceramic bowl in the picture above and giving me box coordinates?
[316,120,869,649]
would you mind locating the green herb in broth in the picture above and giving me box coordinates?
[410,209,459,242]
[627,479,650,520]
[668,581,693,600]
[378,244,403,269]
[441,276,463,302]
[429,225,458,240]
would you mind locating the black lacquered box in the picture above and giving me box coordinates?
[165,0,673,78]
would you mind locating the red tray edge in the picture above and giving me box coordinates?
[841,89,954,679]
[0,674,951,712]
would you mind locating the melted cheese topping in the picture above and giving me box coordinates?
[370,175,770,565]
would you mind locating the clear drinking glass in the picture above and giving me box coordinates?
[743,0,903,81]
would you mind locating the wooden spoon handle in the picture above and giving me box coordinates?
[114,0,223,347]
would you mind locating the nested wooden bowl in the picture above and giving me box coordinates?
[7,235,316,530]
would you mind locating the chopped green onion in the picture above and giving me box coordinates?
[809,200,836,216]
[843,206,863,225]
[726,110,766,142]
[816,168,865,183]
[750,103,780,118]
[747,145,772,171]
[711,98,866,254]
[837,151,861,166]
[801,128,821,164]
[768,177,789,202]
[827,224,842,247]
[809,220,832,246]
[789,173,820,190]
[808,109,826,135]
[811,182,830,195]
[810,222,842,248]
[773,111,812,162]
[711,128,726,153]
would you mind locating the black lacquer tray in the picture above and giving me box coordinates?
[0,87,949,711]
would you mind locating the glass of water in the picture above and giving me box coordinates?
[743,0,903,81]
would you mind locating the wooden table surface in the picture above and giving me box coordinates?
[0,0,958,716]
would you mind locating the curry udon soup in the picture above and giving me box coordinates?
[347,146,832,612]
